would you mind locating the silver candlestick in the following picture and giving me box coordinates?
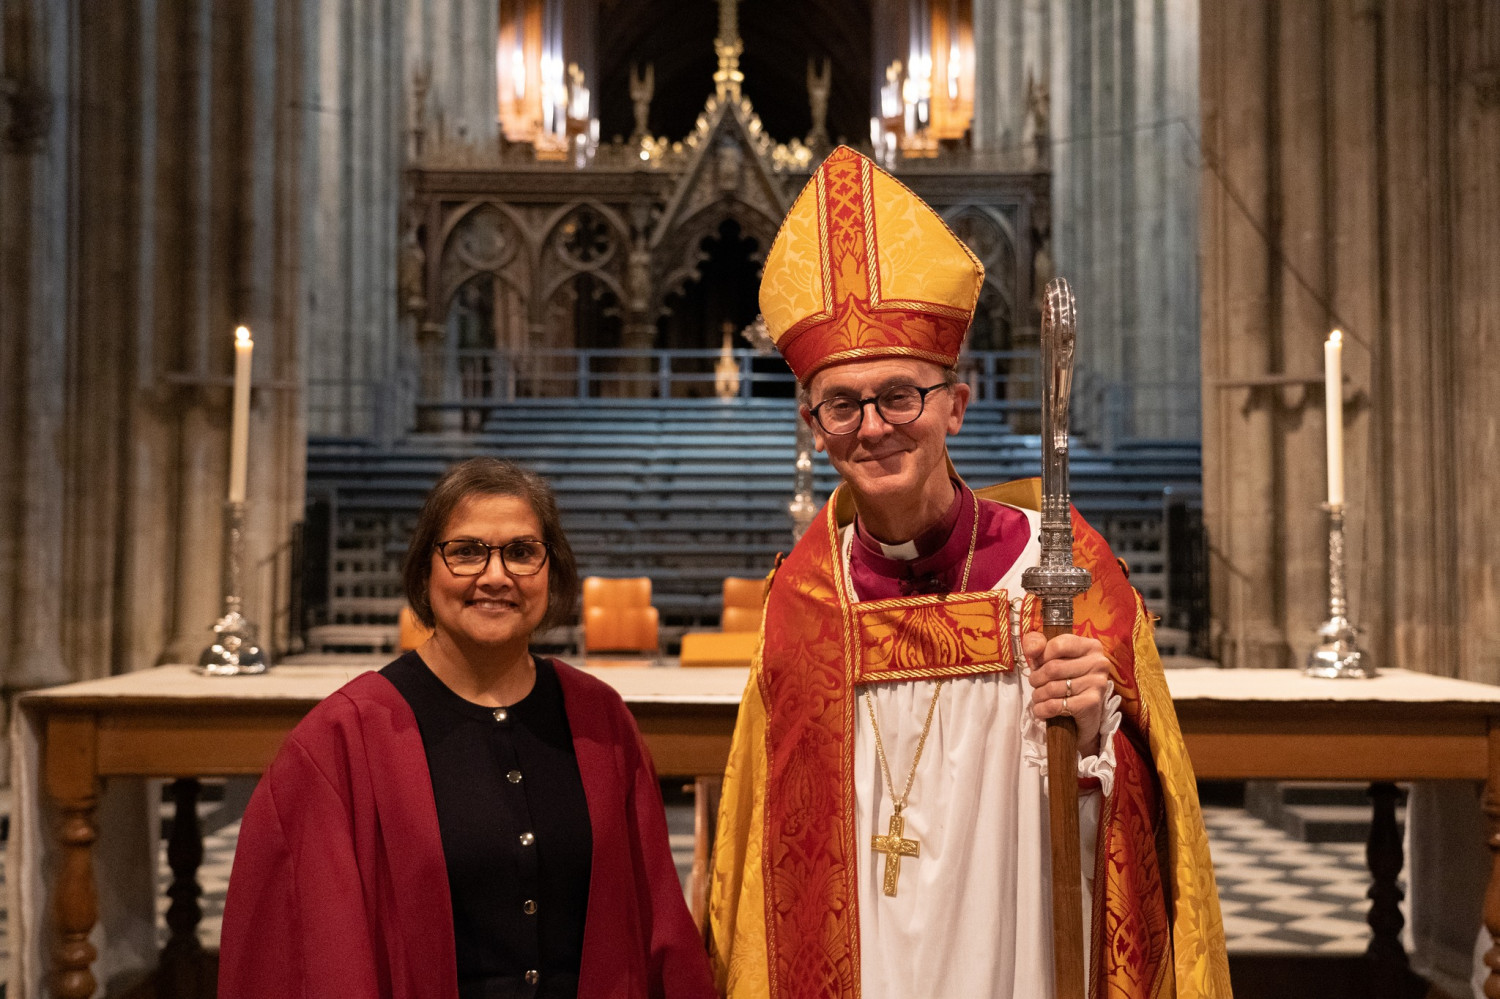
[1304,502,1374,678]
[196,500,271,675]
[789,415,817,543]
[741,313,817,544]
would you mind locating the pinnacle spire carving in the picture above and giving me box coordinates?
[713,0,744,99]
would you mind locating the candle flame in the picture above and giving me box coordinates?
[235,325,252,345]
[1329,329,1342,344]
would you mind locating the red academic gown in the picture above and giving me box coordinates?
[218,660,716,999]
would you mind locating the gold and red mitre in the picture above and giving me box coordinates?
[759,145,985,381]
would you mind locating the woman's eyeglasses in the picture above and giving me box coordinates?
[435,539,550,577]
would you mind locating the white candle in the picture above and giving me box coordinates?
[1324,329,1344,507]
[229,326,253,504]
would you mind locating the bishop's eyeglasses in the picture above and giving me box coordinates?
[435,539,551,577]
[808,382,952,435]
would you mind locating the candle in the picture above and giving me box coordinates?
[1324,329,1344,507]
[902,77,916,140]
[229,326,253,504]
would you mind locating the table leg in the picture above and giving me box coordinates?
[46,714,101,999]
[1483,730,1500,999]
[160,778,206,998]
[1365,781,1408,968]
[688,776,722,934]
[52,793,100,999]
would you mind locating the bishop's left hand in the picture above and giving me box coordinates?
[1022,632,1111,757]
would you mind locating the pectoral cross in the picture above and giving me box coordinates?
[871,809,920,897]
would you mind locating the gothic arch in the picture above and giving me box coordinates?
[653,201,778,322]
[436,201,530,316]
[944,205,1018,351]
[943,205,1018,280]
[538,202,632,309]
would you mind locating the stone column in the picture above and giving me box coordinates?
[0,0,72,689]
[619,199,657,398]
[409,0,497,154]
[1199,1,1284,668]
[1447,1,1500,683]
[303,0,404,440]
[1049,0,1201,440]
[160,0,233,664]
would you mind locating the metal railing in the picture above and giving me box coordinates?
[310,348,1208,446]
[421,346,1042,407]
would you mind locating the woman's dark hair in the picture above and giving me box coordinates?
[402,457,580,633]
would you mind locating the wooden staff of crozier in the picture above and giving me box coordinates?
[1022,278,1092,999]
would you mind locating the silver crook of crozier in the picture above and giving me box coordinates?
[1025,277,1091,629]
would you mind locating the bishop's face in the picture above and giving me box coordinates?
[802,357,970,516]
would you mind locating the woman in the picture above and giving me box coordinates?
[220,457,715,999]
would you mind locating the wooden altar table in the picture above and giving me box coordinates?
[11,663,1500,998]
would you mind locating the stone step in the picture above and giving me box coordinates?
[1280,802,1405,845]
[1245,780,1407,844]
[1279,782,1380,807]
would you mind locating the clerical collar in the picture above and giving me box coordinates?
[850,481,976,598]
[854,481,964,562]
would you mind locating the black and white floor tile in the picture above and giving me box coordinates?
[1202,804,1391,954]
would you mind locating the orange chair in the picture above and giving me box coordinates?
[720,575,765,633]
[583,604,660,654]
[720,606,760,633]
[583,576,653,612]
[581,576,660,654]
[398,605,433,651]
[678,630,758,668]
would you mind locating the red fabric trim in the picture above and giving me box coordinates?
[779,311,967,382]
[758,504,861,997]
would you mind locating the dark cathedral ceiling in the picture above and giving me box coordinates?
[597,0,872,145]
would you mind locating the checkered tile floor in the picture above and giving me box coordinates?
[0,799,1400,987]
[1204,804,1393,953]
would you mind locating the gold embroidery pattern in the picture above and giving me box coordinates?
[816,177,833,317]
[854,593,1014,683]
[802,345,959,368]
[860,156,880,303]
[754,493,864,997]
[874,298,976,318]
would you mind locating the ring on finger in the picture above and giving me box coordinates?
[1065,677,1073,697]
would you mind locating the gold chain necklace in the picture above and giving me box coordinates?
[865,679,945,897]
[957,489,979,591]
[861,489,978,896]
